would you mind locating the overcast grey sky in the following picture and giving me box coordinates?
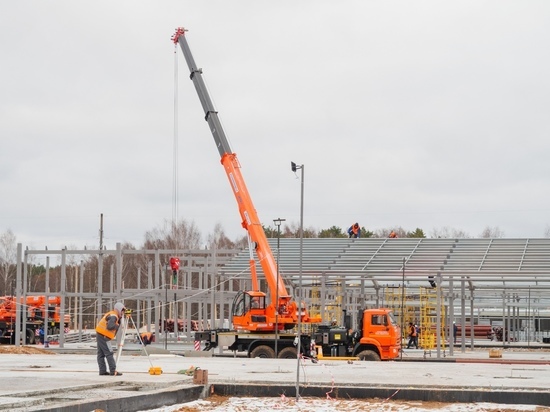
[1,1,549,250]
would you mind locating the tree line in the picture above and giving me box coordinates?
[0,220,546,297]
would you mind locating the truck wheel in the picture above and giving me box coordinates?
[250,345,275,358]
[357,350,380,361]
[25,328,36,345]
[277,347,297,359]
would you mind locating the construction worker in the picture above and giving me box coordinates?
[406,322,418,349]
[347,223,361,238]
[95,302,125,376]
[140,331,154,346]
[389,230,398,238]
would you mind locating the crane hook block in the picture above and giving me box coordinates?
[170,257,180,272]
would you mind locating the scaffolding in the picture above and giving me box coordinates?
[309,276,321,321]
[384,286,402,315]
[323,277,343,325]
[384,286,417,344]
[419,286,445,356]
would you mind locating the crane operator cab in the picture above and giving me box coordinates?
[231,290,270,331]
[232,291,266,314]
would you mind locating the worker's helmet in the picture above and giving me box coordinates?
[114,302,126,317]
[354,223,359,228]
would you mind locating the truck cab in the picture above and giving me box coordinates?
[313,308,401,361]
[356,308,401,360]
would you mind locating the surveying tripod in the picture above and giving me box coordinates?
[115,309,157,371]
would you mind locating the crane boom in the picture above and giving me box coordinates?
[172,27,320,331]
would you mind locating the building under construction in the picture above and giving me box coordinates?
[10,237,550,355]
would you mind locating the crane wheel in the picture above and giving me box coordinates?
[277,347,297,359]
[357,349,381,361]
[250,345,275,358]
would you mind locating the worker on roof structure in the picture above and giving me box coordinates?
[389,230,398,238]
[347,223,361,238]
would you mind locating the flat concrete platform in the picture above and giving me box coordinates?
[0,345,549,411]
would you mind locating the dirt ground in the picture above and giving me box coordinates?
[0,345,54,355]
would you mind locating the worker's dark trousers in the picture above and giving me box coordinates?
[96,333,116,374]
[407,336,418,349]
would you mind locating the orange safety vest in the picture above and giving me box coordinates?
[95,310,120,340]
[350,224,359,236]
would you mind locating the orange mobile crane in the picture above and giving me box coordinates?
[172,28,401,360]
[172,27,320,334]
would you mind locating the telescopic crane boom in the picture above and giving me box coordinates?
[172,27,320,332]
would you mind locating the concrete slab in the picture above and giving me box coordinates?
[182,350,213,357]
[0,345,548,411]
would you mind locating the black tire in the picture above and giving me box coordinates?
[25,328,35,345]
[278,346,297,359]
[250,345,275,358]
[357,349,381,361]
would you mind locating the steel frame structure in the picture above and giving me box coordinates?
[13,238,550,356]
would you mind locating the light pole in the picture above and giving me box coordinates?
[164,263,169,350]
[273,218,286,358]
[401,257,406,359]
[291,161,304,401]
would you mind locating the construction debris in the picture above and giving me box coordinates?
[178,365,199,376]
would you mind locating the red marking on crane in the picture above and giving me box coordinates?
[171,27,187,44]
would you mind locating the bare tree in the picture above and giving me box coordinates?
[233,234,248,249]
[283,221,317,238]
[0,229,17,295]
[430,226,470,239]
[139,219,203,289]
[479,226,505,238]
[142,219,202,250]
[207,223,236,249]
